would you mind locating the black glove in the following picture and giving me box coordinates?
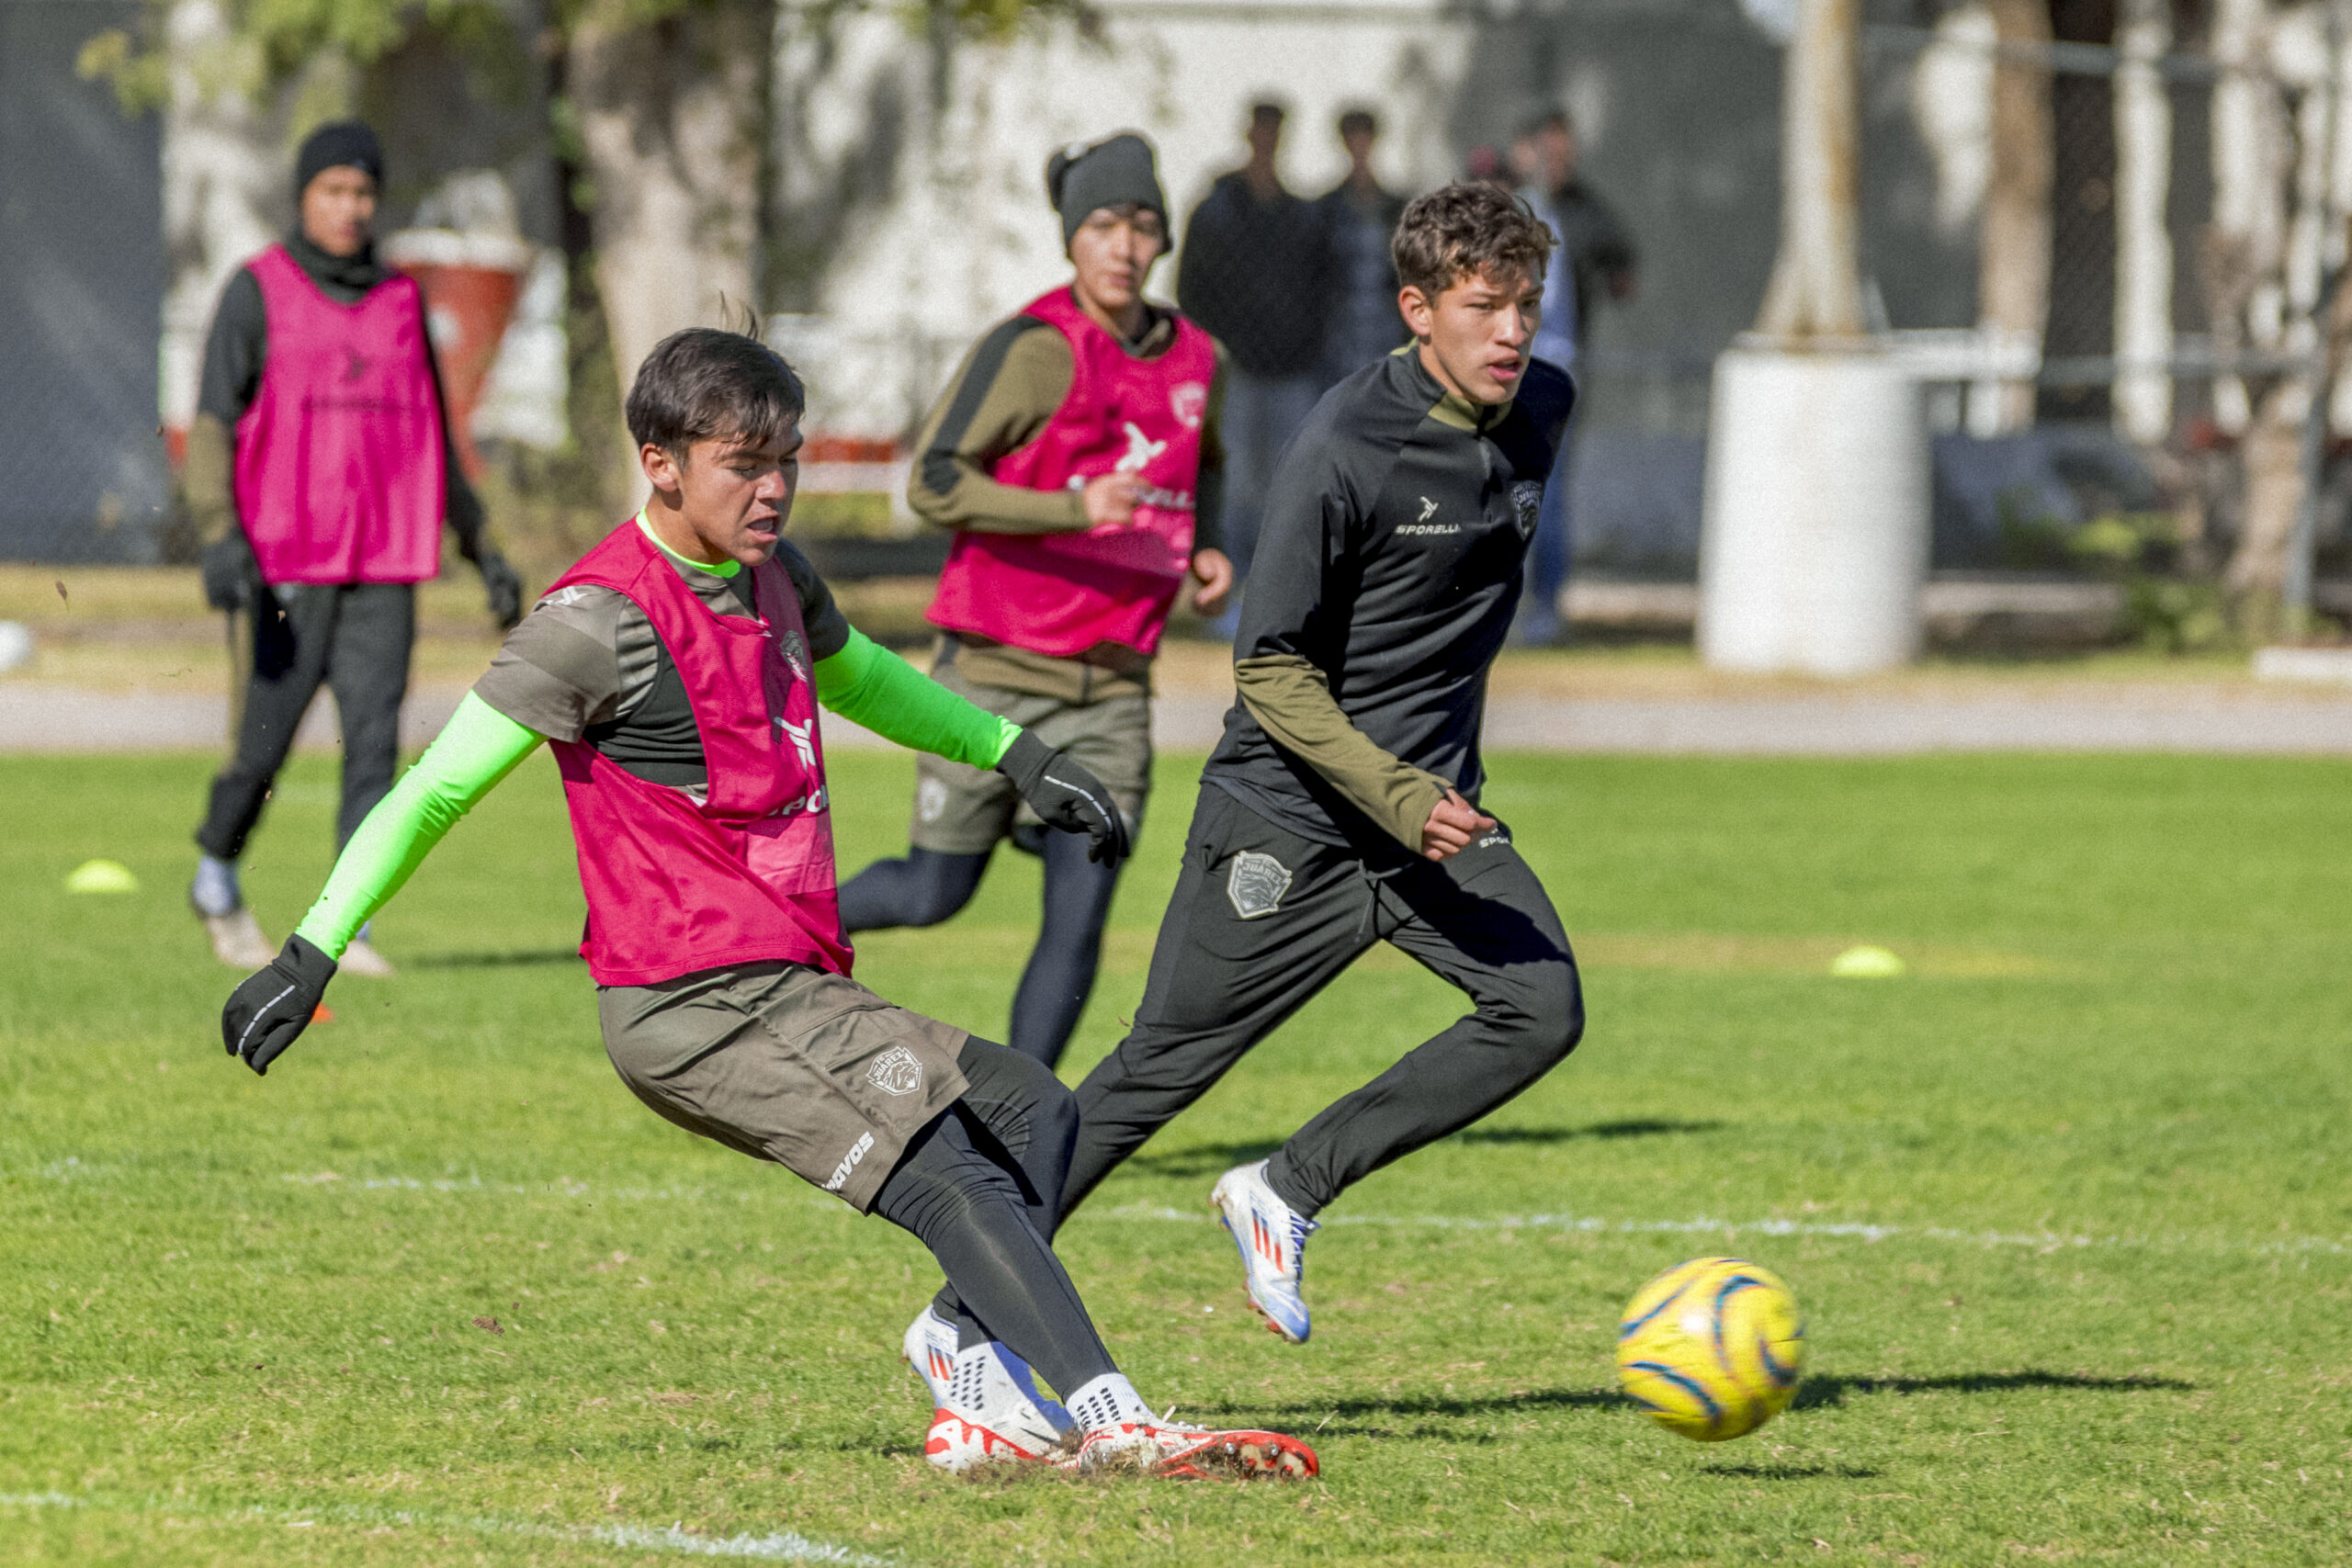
[996,731,1132,865]
[221,934,337,1076]
[478,549,524,630]
[199,534,260,613]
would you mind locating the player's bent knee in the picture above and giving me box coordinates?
[1492,961,1584,1069]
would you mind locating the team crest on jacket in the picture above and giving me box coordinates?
[867,1044,924,1097]
[1170,381,1209,430]
[1511,480,1544,541]
[1227,851,1293,920]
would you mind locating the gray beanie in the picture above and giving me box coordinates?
[1046,132,1168,246]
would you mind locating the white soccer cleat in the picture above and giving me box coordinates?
[922,1404,1057,1473]
[901,1304,1072,1456]
[202,908,277,970]
[338,936,396,978]
[1075,1415,1319,1481]
[1210,1159,1317,1344]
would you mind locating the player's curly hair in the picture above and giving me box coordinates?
[626,325,805,462]
[1391,182,1555,299]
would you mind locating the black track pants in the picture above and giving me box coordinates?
[197,581,415,859]
[872,1037,1113,1395]
[1062,787,1584,1222]
[837,839,1125,1071]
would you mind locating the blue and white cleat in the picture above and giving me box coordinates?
[902,1304,1074,1456]
[1209,1159,1318,1344]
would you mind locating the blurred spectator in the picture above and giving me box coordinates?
[1317,107,1408,383]
[1177,101,1330,605]
[1515,107,1637,644]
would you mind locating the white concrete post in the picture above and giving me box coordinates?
[2113,0,2175,445]
[1699,0,1930,675]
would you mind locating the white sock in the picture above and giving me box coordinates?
[1064,1372,1151,1433]
[191,855,241,918]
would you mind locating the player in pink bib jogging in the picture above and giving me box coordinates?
[218,327,1315,1482]
[837,132,1232,1073]
[186,120,524,977]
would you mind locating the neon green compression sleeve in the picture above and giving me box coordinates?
[815,627,1020,769]
[292,693,545,960]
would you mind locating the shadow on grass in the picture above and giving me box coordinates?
[1453,1118,1724,1145]
[1793,1369,2192,1410]
[1699,1462,1883,1479]
[1125,1120,1720,1180]
[1193,1386,1632,1437]
[405,949,586,970]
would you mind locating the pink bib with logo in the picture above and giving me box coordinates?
[546,522,849,987]
[232,244,447,584]
[926,288,1216,658]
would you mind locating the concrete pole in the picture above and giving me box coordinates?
[2113,0,2175,446]
[1699,0,1929,676]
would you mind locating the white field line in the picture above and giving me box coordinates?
[0,1492,891,1563]
[1094,1201,2352,1258]
[23,1158,2352,1258]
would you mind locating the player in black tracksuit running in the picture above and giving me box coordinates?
[1056,184,1583,1342]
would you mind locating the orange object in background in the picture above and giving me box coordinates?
[381,231,536,481]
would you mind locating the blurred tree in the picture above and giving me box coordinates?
[81,0,1080,502]
[1755,0,1865,340]
[1978,0,2052,434]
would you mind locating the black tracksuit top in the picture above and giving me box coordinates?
[1206,347,1576,852]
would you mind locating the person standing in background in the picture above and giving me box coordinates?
[1176,102,1329,612]
[840,133,1232,1072]
[1514,107,1636,646]
[1317,107,1409,385]
[185,120,523,974]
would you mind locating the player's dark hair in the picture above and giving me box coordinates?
[1391,182,1555,299]
[625,326,806,462]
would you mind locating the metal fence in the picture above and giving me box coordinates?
[0,0,173,563]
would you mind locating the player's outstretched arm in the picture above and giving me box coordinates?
[221,694,544,1075]
[814,630,1127,863]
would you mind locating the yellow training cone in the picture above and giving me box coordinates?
[1828,943,1905,978]
[63,859,141,895]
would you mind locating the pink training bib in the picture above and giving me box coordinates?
[232,244,447,585]
[547,522,849,987]
[927,287,1216,659]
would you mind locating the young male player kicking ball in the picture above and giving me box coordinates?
[220,328,1316,1480]
[840,132,1231,1071]
[1054,183,1585,1343]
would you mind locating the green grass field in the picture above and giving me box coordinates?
[3,747,2348,1564]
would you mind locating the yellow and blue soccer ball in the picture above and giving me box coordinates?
[1616,1257,1806,1441]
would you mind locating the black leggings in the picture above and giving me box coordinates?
[838,837,1125,1071]
[867,1036,1109,1398]
[198,581,415,860]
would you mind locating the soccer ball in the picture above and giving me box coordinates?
[1615,1257,1806,1441]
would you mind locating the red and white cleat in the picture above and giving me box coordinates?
[1075,1417,1319,1481]
[923,1404,1058,1474]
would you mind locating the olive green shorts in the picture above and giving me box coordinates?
[597,962,970,1213]
[910,662,1151,855]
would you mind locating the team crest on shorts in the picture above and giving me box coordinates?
[867,1045,924,1097]
[1511,480,1544,541]
[1226,851,1293,920]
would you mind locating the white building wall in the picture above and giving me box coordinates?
[771,0,1475,442]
